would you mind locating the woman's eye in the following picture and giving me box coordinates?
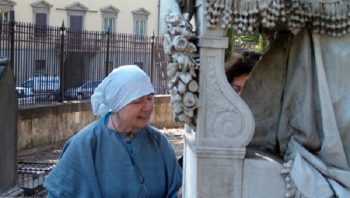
[147,96,154,101]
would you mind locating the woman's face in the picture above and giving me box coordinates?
[116,94,154,132]
[231,74,250,93]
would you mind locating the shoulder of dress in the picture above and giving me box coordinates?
[60,120,104,157]
[68,119,104,144]
[145,125,169,143]
[146,124,161,133]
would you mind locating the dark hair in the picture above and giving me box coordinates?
[226,57,255,83]
[242,51,262,62]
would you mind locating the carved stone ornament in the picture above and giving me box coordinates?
[280,160,300,198]
[205,0,350,36]
[163,12,199,129]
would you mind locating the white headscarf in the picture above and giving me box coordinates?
[91,65,155,116]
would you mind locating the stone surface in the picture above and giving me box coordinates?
[242,158,286,198]
[0,63,18,194]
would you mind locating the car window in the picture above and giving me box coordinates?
[21,80,34,88]
[83,82,93,88]
[81,81,100,89]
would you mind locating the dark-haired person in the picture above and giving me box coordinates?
[225,55,256,93]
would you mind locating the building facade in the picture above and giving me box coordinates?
[0,0,160,35]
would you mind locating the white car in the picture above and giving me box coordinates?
[64,80,101,100]
[16,86,33,98]
[16,86,36,105]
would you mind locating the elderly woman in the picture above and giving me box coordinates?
[44,65,182,197]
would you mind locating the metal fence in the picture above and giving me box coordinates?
[17,162,54,196]
[0,22,168,106]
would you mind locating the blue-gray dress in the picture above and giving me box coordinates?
[44,114,182,198]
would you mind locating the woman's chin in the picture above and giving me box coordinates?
[133,121,149,131]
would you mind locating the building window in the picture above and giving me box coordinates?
[34,13,47,36]
[35,13,47,25]
[0,11,13,38]
[100,5,119,33]
[31,0,52,37]
[69,15,83,32]
[68,15,83,48]
[65,2,88,32]
[0,0,16,23]
[103,17,114,32]
[132,8,150,35]
[135,19,146,35]
[2,10,14,23]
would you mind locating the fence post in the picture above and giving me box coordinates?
[9,21,15,70]
[105,27,111,76]
[59,22,66,102]
[150,32,155,82]
[151,32,155,75]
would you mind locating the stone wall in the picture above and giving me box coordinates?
[18,95,182,151]
[0,62,21,195]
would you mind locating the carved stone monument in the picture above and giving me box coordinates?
[161,0,350,197]
[0,58,23,196]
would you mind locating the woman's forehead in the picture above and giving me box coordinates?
[133,93,154,101]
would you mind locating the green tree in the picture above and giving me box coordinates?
[226,28,270,54]
[257,33,270,52]
[225,27,235,61]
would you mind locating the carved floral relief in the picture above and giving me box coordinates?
[163,12,199,129]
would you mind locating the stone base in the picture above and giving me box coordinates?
[242,158,286,198]
[183,132,246,198]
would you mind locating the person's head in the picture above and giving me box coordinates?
[91,65,155,132]
[225,56,255,93]
[242,51,262,62]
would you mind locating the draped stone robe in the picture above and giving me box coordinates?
[242,30,350,197]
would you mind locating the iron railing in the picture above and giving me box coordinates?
[17,162,55,196]
[0,22,168,106]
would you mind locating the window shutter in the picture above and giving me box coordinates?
[70,15,83,32]
[35,13,47,37]
[9,11,14,22]
[36,13,47,26]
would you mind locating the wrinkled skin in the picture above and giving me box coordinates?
[110,94,154,133]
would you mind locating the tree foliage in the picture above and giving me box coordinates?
[225,27,271,59]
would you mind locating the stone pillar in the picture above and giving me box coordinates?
[182,0,255,197]
[0,58,23,196]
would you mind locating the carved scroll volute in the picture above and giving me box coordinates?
[197,36,255,149]
[203,56,255,148]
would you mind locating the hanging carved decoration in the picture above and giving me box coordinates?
[163,12,199,129]
[204,0,350,36]
[205,0,234,29]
